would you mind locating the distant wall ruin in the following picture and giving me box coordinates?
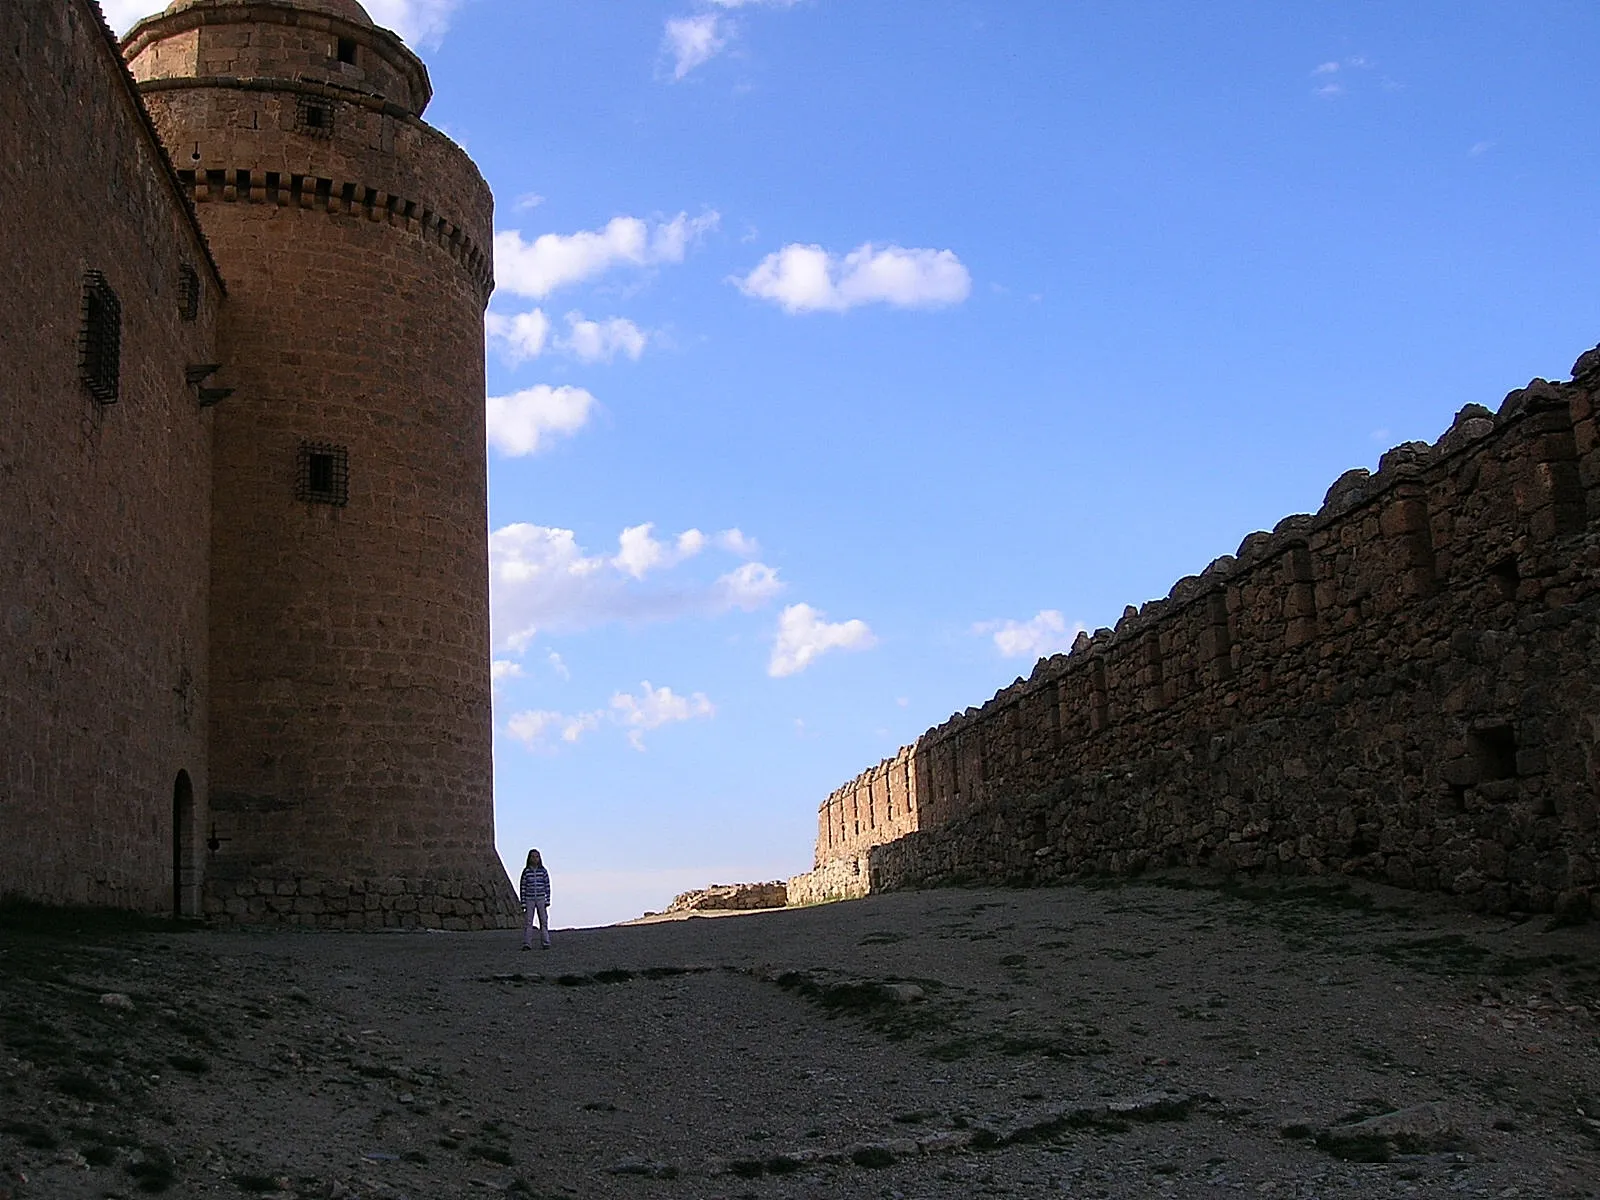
[791,349,1600,917]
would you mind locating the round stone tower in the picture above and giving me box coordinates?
[123,0,518,927]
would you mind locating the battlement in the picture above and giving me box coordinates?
[795,348,1600,916]
[176,164,493,300]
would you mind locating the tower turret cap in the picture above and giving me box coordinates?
[160,0,375,24]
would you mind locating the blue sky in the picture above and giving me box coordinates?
[109,0,1600,926]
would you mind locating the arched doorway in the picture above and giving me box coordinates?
[172,771,195,918]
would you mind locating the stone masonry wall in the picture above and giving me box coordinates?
[789,744,922,904]
[127,1,515,928]
[0,0,224,913]
[794,351,1600,916]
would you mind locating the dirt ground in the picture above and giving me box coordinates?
[2,876,1598,1199]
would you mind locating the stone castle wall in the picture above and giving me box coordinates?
[127,1,515,927]
[1,0,515,927]
[0,0,224,912]
[794,354,1600,916]
[789,745,921,906]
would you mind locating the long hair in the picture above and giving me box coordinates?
[525,848,543,869]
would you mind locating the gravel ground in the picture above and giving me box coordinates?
[2,876,1597,1199]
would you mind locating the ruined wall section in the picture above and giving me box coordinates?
[789,746,920,905]
[800,351,1600,915]
[0,0,223,912]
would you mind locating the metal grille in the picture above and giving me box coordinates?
[178,263,200,322]
[296,442,349,506]
[295,96,335,138]
[80,270,121,403]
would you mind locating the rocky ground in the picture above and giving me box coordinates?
[2,875,1597,1199]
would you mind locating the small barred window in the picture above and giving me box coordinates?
[80,270,121,403]
[296,442,349,506]
[296,96,334,138]
[178,264,200,322]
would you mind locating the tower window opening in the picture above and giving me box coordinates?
[80,269,121,403]
[177,264,200,321]
[297,442,349,506]
[295,96,334,138]
[336,37,357,64]
[1468,723,1518,782]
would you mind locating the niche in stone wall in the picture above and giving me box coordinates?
[1203,591,1234,681]
[1283,545,1317,648]
[1468,723,1518,782]
[1488,554,1521,602]
[1089,659,1109,732]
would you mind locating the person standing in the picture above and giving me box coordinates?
[519,849,552,950]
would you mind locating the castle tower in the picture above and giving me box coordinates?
[123,0,518,927]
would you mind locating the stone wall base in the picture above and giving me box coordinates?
[787,856,872,906]
[201,858,520,929]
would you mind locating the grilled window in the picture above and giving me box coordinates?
[296,96,334,138]
[80,270,121,403]
[178,263,200,322]
[296,442,349,506]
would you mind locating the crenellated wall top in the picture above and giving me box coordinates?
[884,348,1599,755]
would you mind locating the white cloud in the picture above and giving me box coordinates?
[495,212,719,300]
[505,707,603,750]
[613,523,708,579]
[489,309,650,365]
[973,609,1086,660]
[485,385,597,456]
[1469,140,1495,157]
[491,660,524,686]
[362,0,464,46]
[664,0,803,80]
[736,243,972,313]
[664,13,728,79]
[715,561,783,610]
[561,312,649,363]
[97,1,161,32]
[484,308,552,363]
[716,528,761,557]
[489,522,783,650]
[547,651,571,681]
[514,193,546,212]
[1309,56,1374,99]
[610,681,715,750]
[769,603,876,677]
[503,682,712,753]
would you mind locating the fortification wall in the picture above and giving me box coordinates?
[0,0,224,912]
[789,746,922,904]
[796,352,1600,916]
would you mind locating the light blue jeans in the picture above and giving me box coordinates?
[522,902,549,948]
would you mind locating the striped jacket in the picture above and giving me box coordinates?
[520,866,551,907]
